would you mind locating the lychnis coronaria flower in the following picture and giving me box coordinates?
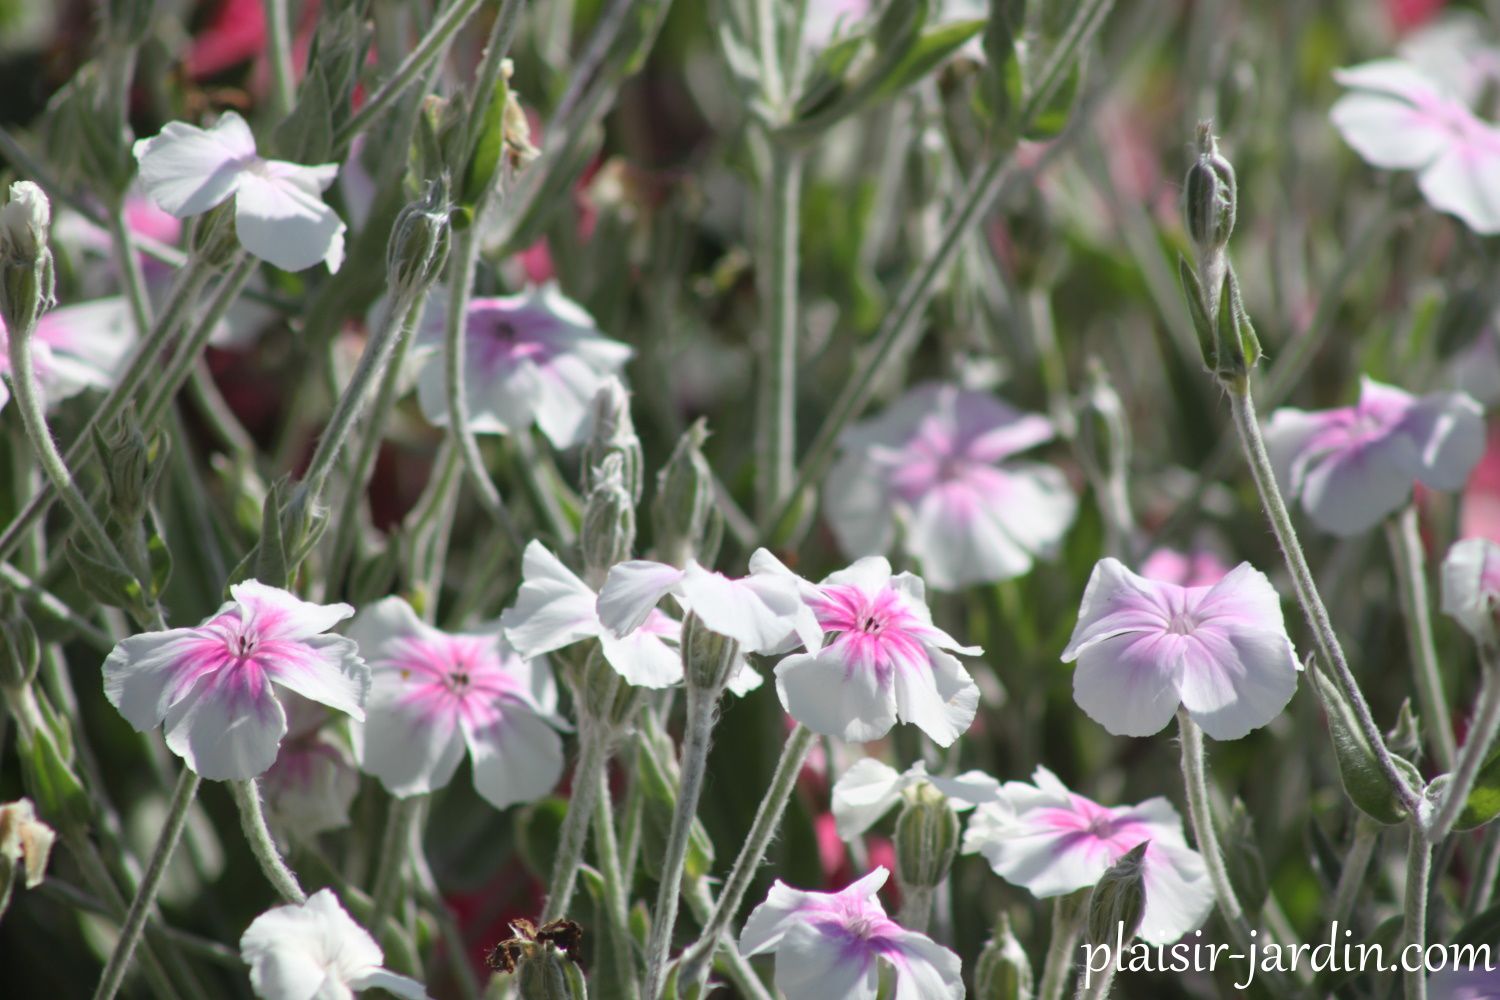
[824,383,1075,590]
[133,111,346,272]
[739,867,964,999]
[415,285,632,449]
[830,757,999,840]
[239,889,427,999]
[0,298,134,413]
[260,695,360,838]
[1332,59,1500,234]
[103,581,369,781]
[1441,537,1500,646]
[962,767,1216,945]
[1064,558,1299,740]
[774,557,982,747]
[348,596,565,810]
[1264,377,1484,535]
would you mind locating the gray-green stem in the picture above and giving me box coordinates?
[1429,643,1500,841]
[262,0,297,120]
[542,721,612,922]
[753,131,804,524]
[1328,817,1380,927]
[1227,383,1422,816]
[684,879,775,1000]
[677,724,815,991]
[896,884,935,934]
[369,796,421,934]
[1387,505,1457,770]
[643,683,721,998]
[1405,827,1431,1000]
[1037,896,1084,1000]
[232,778,307,904]
[1178,712,1253,942]
[592,763,640,1000]
[92,767,201,1000]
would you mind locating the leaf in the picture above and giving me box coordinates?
[461,76,509,209]
[1455,741,1500,830]
[1222,798,1268,917]
[1456,899,1500,948]
[1024,56,1082,139]
[63,539,141,613]
[514,797,570,880]
[1308,660,1423,825]
[872,20,986,99]
[1176,255,1215,371]
[635,733,715,882]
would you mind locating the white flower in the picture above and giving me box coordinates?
[830,757,999,840]
[0,180,50,261]
[347,596,565,810]
[239,889,427,999]
[773,557,982,747]
[0,297,135,413]
[1441,537,1500,646]
[739,867,964,1000]
[962,767,1216,946]
[133,111,346,272]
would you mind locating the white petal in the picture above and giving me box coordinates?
[961,801,1108,898]
[352,676,467,797]
[1072,631,1183,738]
[1137,842,1216,946]
[500,542,603,657]
[133,112,253,217]
[1441,537,1500,642]
[344,595,428,656]
[103,626,226,731]
[33,298,135,402]
[1330,90,1451,170]
[679,562,808,653]
[905,480,1035,589]
[775,650,898,743]
[1299,435,1421,535]
[268,634,369,722]
[822,450,898,560]
[463,708,564,810]
[1403,390,1486,490]
[725,658,764,696]
[1261,407,1327,498]
[598,628,684,688]
[1419,139,1500,234]
[774,921,880,1000]
[234,170,348,272]
[1061,558,1172,661]
[889,647,979,747]
[528,351,604,449]
[231,580,354,640]
[596,560,685,635]
[1176,627,1299,740]
[927,769,1002,810]
[830,757,908,840]
[163,668,289,780]
[739,880,817,956]
[887,929,965,1000]
[346,969,429,1000]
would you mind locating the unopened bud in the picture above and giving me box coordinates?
[93,411,168,524]
[894,783,960,891]
[387,182,451,303]
[1086,842,1148,946]
[580,455,636,584]
[973,914,1034,1000]
[0,593,39,692]
[1184,122,1236,256]
[582,378,643,502]
[0,798,56,890]
[682,612,738,693]
[652,420,714,567]
[0,182,55,336]
[190,200,240,271]
[514,947,586,1000]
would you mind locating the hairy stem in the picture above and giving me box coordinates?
[262,0,297,119]
[1405,827,1431,1000]
[1328,818,1380,927]
[1430,643,1500,841]
[1387,505,1457,770]
[542,723,611,922]
[592,764,640,1000]
[754,146,805,525]
[1178,713,1251,937]
[1038,896,1083,1000]
[231,779,307,904]
[369,796,420,934]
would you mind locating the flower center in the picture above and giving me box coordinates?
[860,613,885,634]
[231,631,260,659]
[1165,612,1196,636]
[1085,814,1117,838]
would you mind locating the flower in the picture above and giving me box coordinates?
[347,596,565,810]
[1139,547,1231,588]
[596,549,822,656]
[1331,59,1500,234]
[830,757,999,840]
[260,696,360,837]
[1441,537,1500,645]
[1063,558,1299,740]
[1264,377,1485,535]
[774,557,982,747]
[739,867,964,1000]
[1460,423,1500,540]
[0,798,55,889]
[823,383,1075,591]
[0,297,135,413]
[414,284,632,449]
[962,767,1216,946]
[239,888,427,1000]
[133,111,346,272]
[103,581,369,781]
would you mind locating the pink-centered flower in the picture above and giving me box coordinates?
[774,557,982,747]
[739,867,964,1000]
[240,889,428,1000]
[962,766,1216,946]
[500,541,763,694]
[347,597,564,810]
[830,757,999,840]
[824,383,1075,591]
[596,549,823,657]
[103,581,369,781]
[260,696,360,837]
[0,298,134,413]
[1441,537,1500,645]
[1064,558,1299,740]
[1331,59,1500,234]
[1264,377,1485,535]
[134,111,346,272]
[415,285,632,449]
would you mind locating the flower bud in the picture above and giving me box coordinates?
[894,783,960,891]
[0,593,40,692]
[1184,122,1236,257]
[1086,841,1148,946]
[514,947,587,1000]
[0,181,55,337]
[652,420,714,568]
[0,798,56,890]
[387,182,452,304]
[580,454,636,585]
[190,201,241,271]
[973,914,1034,1000]
[92,412,168,525]
[681,612,739,693]
[581,377,643,503]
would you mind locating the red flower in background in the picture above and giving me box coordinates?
[1462,424,1500,542]
[1388,0,1448,35]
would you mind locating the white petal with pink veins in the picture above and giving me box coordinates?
[500,541,603,657]
[162,667,289,780]
[596,559,686,636]
[774,648,898,743]
[464,708,564,810]
[133,112,255,217]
